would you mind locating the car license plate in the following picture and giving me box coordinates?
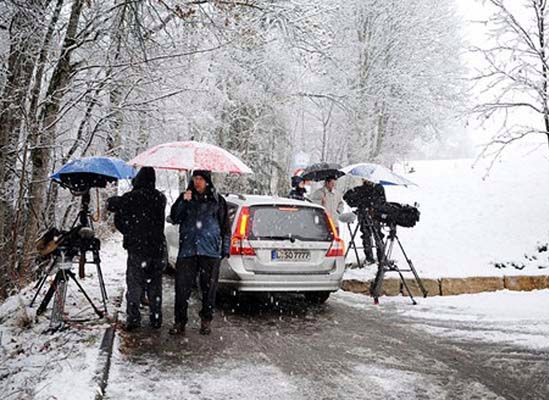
[271,249,311,262]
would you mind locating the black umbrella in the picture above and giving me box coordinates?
[301,162,345,182]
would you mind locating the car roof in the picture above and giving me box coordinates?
[224,194,324,209]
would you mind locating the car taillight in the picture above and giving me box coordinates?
[326,237,345,257]
[230,206,256,256]
[325,212,345,257]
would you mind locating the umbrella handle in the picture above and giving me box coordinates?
[91,188,101,223]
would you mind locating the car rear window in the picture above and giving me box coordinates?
[248,205,332,242]
[227,202,238,225]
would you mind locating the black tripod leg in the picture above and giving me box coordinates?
[37,273,60,316]
[345,224,353,258]
[370,264,385,304]
[33,259,54,289]
[30,259,56,307]
[67,271,104,318]
[346,223,362,267]
[396,268,417,305]
[369,221,390,304]
[94,249,108,313]
[396,237,428,297]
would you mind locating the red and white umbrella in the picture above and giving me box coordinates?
[129,141,253,174]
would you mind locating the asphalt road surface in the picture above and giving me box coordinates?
[105,277,549,400]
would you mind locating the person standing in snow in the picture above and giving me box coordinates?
[106,167,167,331]
[343,179,386,264]
[311,177,344,226]
[288,175,307,200]
[168,170,231,336]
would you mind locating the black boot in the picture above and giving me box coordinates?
[150,319,162,329]
[122,320,141,332]
[168,323,185,335]
[199,319,211,335]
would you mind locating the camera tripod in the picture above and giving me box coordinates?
[30,190,108,331]
[366,215,428,304]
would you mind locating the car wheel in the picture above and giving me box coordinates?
[304,291,330,304]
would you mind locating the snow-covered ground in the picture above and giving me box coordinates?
[2,236,548,399]
[342,144,549,280]
[334,289,549,352]
[0,237,127,400]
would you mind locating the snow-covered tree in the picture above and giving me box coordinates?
[472,0,549,157]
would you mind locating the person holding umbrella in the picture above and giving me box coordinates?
[302,162,345,226]
[311,176,344,226]
[343,179,387,264]
[128,140,252,335]
[168,170,231,336]
[106,167,167,331]
[340,162,416,264]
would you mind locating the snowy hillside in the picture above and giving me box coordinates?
[343,145,549,279]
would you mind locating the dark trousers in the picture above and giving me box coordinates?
[126,252,165,325]
[174,256,220,325]
[359,213,384,262]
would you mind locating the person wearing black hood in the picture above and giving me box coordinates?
[168,170,231,335]
[343,179,386,264]
[288,175,307,200]
[106,167,167,331]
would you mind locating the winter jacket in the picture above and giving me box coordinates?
[106,167,167,258]
[343,182,386,210]
[288,187,307,201]
[169,180,231,260]
[311,186,344,222]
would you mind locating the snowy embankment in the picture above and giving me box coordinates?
[343,145,549,280]
[0,237,127,400]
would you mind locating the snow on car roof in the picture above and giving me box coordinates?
[224,194,323,208]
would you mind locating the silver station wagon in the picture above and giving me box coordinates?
[165,195,346,303]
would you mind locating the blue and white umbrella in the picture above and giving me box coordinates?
[341,163,416,187]
[51,156,136,189]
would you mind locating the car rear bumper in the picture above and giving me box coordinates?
[218,278,342,292]
[218,256,345,292]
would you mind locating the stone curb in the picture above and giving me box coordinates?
[341,275,549,297]
[93,288,124,400]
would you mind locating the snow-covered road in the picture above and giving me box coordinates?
[2,238,548,399]
[105,281,549,400]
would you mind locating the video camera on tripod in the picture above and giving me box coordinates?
[365,201,427,304]
[342,191,426,304]
[30,157,135,332]
[31,187,109,331]
[371,202,420,229]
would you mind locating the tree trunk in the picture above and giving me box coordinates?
[22,0,85,272]
[536,0,549,150]
[0,1,46,297]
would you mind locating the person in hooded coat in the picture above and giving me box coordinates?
[106,167,167,330]
[288,176,307,200]
[168,170,231,335]
[343,179,386,263]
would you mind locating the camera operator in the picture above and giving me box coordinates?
[107,167,167,331]
[343,179,386,264]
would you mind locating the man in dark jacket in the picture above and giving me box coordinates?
[288,175,307,200]
[106,167,167,331]
[168,170,231,335]
[344,179,386,264]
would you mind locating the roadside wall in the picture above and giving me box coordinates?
[341,275,549,297]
